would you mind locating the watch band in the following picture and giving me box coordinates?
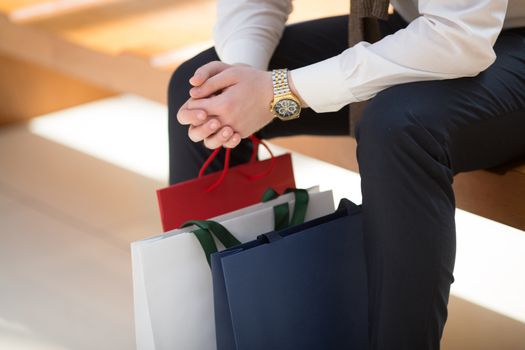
[272,69,291,96]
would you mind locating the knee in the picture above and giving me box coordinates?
[168,47,218,109]
[355,85,451,169]
[356,86,419,149]
[168,59,198,109]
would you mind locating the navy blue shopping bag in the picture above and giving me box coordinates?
[211,199,368,350]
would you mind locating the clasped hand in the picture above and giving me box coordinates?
[177,61,276,149]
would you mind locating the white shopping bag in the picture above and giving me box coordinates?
[132,187,334,350]
[132,187,322,350]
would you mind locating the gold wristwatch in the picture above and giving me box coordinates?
[270,69,302,121]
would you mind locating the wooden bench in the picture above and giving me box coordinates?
[0,0,523,231]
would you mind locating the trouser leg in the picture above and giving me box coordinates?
[355,27,525,349]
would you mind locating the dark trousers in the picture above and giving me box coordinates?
[168,14,525,350]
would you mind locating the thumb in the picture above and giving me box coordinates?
[189,61,230,87]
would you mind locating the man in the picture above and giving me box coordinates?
[168,0,525,348]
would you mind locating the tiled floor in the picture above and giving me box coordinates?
[0,95,524,349]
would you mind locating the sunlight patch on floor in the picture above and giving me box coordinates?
[29,94,169,183]
[0,317,68,350]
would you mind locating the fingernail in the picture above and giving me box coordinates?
[197,112,206,121]
[222,129,231,138]
[210,121,219,129]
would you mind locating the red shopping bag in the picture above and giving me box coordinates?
[157,136,295,232]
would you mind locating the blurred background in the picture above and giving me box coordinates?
[0,0,524,349]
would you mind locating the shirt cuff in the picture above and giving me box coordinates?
[217,39,272,70]
[290,54,359,113]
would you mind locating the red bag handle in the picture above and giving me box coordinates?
[243,136,276,181]
[198,135,276,192]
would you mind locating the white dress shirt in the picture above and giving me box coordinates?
[214,0,525,113]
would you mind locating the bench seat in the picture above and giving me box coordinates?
[271,136,525,231]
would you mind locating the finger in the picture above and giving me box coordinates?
[189,70,236,99]
[223,133,242,149]
[186,96,222,116]
[177,107,207,126]
[188,117,221,143]
[189,61,230,87]
[203,126,234,150]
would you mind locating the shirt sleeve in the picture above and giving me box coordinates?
[290,0,508,113]
[214,0,293,70]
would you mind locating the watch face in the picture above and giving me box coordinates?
[275,98,300,118]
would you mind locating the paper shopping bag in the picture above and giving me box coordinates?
[157,136,295,232]
[212,199,368,350]
[132,188,335,350]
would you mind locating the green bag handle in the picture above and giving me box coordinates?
[181,220,241,267]
[262,188,309,229]
[261,187,281,202]
[184,220,241,247]
[191,228,219,267]
[262,188,289,230]
[181,188,308,267]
